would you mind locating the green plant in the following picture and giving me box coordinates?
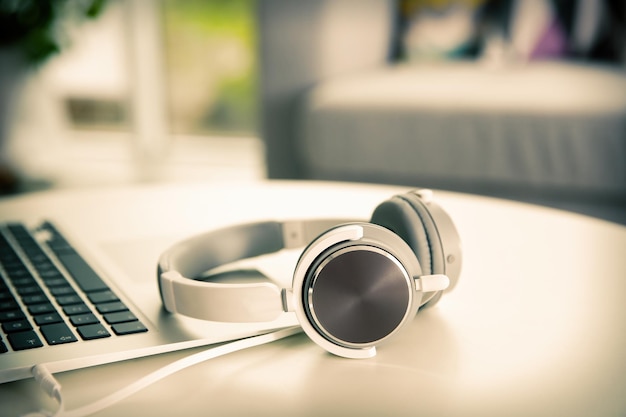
[0,0,106,65]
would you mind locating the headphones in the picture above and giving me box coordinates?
[157,189,461,359]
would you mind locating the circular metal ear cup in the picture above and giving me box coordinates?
[304,245,413,346]
[292,223,423,358]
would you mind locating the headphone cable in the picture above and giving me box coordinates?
[24,326,302,417]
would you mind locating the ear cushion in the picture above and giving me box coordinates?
[370,196,432,275]
[397,193,445,275]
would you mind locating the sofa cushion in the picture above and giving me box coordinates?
[298,61,626,199]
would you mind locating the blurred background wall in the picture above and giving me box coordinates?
[0,0,624,223]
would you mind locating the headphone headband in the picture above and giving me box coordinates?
[158,219,360,322]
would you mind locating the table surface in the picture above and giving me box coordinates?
[1,180,625,417]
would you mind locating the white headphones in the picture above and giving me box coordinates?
[157,189,461,359]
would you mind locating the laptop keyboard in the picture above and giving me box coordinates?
[0,221,147,354]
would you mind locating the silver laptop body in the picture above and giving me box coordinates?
[0,219,295,384]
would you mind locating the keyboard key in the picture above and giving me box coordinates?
[4,265,30,277]
[21,294,48,305]
[63,304,91,316]
[34,312,63,326]
[77,324,111,340]
[0,310,25,322]
[40,323,77,345]
[11,277,36,287]
[88,290,119,304]
[7,330,43,350]
[55,295,82,306]
[16,286,43,296]
[104,311,137,324]
[111,321,147,336]
[42,277,67,287]
[54,253,108,293]
[69,313,99,326]
[0,340,7,353]
[48,241,75,255]
[49,286,77,297]
[0,300,19,311]
[28,303,56,315]
[2,319,32,333]
[42,223,75,253]
[33,261,56,274]
[39,269,65,280]
[95,301,127,314]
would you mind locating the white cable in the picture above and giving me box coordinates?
[26,326,302,417]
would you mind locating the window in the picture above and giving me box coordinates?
[58,0,258,136]
[162,0,258,136]
[7,0,262,190]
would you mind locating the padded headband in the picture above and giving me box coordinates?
[158,219,359,323]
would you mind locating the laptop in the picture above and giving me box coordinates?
[0,218,298,384]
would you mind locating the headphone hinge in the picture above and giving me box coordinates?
[160,270,182,313]
[281,288,295,312]
[411,188,433,204]
[282,221,307,249]
[415,274,450,292]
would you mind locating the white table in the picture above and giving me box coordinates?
[1,180,625,417]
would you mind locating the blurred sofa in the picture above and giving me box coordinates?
[257,0,626,219]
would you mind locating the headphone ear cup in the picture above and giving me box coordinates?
[370,197,432,275]
[397,193,445,276]
[291,222,425,358]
